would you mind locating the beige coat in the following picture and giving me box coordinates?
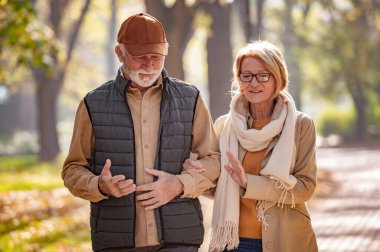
[214,112,318,252]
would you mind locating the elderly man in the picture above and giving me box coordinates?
[62,13,220,252]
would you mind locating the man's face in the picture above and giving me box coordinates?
[120,47,165,88]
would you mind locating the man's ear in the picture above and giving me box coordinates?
[115,45,123,62]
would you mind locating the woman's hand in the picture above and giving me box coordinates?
[182,159,205,172]
[224,151,248,188]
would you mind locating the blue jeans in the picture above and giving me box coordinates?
[101,244,198,251]
[223,237,262,252]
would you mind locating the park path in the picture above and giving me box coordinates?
[308,146,380,252]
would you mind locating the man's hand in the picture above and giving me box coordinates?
[98,159,136,197]
[135,168,183,210]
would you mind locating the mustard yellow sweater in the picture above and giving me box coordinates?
[239,116,271,239]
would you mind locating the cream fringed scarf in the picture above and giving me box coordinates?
[209,91,297,252]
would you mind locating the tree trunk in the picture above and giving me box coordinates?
[238,0,264,42]
[353,96,366,141]
[255,0,264,40]
[145,0,195,80]
[282,0,301,109]
[32,0,91,161]
[33,69,63,161]
[346,72,367,141]
[205,2,232,120]
[344,2,370,141]
[164,19,187,80]
[239,0,252,41]
[107,0,117,79]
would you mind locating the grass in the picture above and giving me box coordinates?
[0,155,333,252]
[0,155,64,192]
[0,155,91,251]
[0,155,212,251]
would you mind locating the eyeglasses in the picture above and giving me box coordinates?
[239,72,271,83]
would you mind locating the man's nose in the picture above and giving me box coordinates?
[142,58,154,71]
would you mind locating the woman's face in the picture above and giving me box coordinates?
[239,57,276,107]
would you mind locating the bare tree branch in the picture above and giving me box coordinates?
[145,0,170,24]
[65,0,91,70]
[50,0,70,37]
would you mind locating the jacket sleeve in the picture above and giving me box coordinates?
[242,113,317,204]
[61,99,108,202]
[176,95,221,198]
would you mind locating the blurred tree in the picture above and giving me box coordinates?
[311,0,380,140]
[144,0,233,119]
[0,0,52,84]
[281,0,302,109]
[145,0,198,80]
[238,0,265,41]
[0,1,39,143]
[32,0,91,161]
[106,0,117,79]
[0,0,91,161]
[203,0,233,119]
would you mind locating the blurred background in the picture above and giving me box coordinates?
[0,0,379,251]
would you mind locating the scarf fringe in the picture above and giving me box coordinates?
[257,180,296,230]
[256,200,275,230]
[209,221,239,252]
[276,180,296,208]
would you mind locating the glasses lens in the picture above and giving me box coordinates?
[256,73,270,82]
[240,73,252,82]
[239,73,270,82]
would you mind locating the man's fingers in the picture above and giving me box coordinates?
[98,161,136,197]
[138,197,159,207]
[101,159,112,176]
[117,179,134,189]
[119,184,136,196]
[144,202,162,210]
[117,179,133,190]
[144,168,165,177]
[111,174,126,183]
[136,191,154,201]
[135,183,154,192]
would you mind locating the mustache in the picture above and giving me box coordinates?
[134,69,161,75]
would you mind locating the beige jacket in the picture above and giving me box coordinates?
[214,112,318,252]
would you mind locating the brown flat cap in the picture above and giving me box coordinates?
[117,13,168,56]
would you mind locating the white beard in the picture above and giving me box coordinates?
[127,68,162,87]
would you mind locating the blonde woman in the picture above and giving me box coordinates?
[184,41,318,252]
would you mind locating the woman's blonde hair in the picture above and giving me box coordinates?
[232,41,288,98]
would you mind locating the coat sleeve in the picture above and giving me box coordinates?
[242,113,317,204]
[176,95,221,198]
[61,100,108,202]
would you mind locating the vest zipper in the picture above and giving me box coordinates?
[155,82,168,244]
[124,90,136,248]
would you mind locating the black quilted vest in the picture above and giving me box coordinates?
[84,69,204,251]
